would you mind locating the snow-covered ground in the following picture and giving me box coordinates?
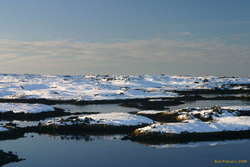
[0,74,249,101]
[135,116,250,135]
[176,107,238,121]
[0,103,55,113]
[46,112,154,127]
[222,106,250,111]
[78,113,154,126]
[133,106,250,135]
[136,106,239,121]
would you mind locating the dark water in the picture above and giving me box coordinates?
[1,134,250,167]
[170,100,250,110]
[53,100,250,113]
[53,104,139,113]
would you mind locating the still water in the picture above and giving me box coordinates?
[1,134,250,167]
[170,100,250,110]
[53,100,250,113]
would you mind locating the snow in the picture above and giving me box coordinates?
[21,84,49,90]
[136,116,250,134]
[0,126,8,132]
[47,113,154,126]
[137,110,168,114]
[0,103,55,113]
[137,107,238,121]
[177,108,237,120]
[0,120,41,128]
[78,113,154,126]
[222,106,250,111]
[0,74,249,101]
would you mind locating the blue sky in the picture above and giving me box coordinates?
[0,0,250,75]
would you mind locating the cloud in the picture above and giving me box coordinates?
[0,38,249,75]
[178,32,192,36]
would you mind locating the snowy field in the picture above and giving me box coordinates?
[0,74,250,101]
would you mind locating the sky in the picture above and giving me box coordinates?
[0,0,250,76]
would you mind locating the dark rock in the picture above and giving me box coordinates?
[0,150,24,166]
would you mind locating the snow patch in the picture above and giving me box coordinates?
[78,113,155,126]
[47,113,154,126]
[0,126,8,132]
[137,110,168,115]
[0,103,55,113]
[222,106,250,111]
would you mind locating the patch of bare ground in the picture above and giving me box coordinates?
[131,111,181,123]
[120,99,184,110]
[130,130,250,145]
[0,107,99,121]
[23,123,150,136]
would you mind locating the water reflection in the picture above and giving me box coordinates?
[169,100,250,110]
[41,134,124,142]
[136,139,250,149]
[53,104,139,113]
[53,100,250,113]
[1,133,250,167]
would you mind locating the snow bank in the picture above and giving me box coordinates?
[0,103,55,113]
